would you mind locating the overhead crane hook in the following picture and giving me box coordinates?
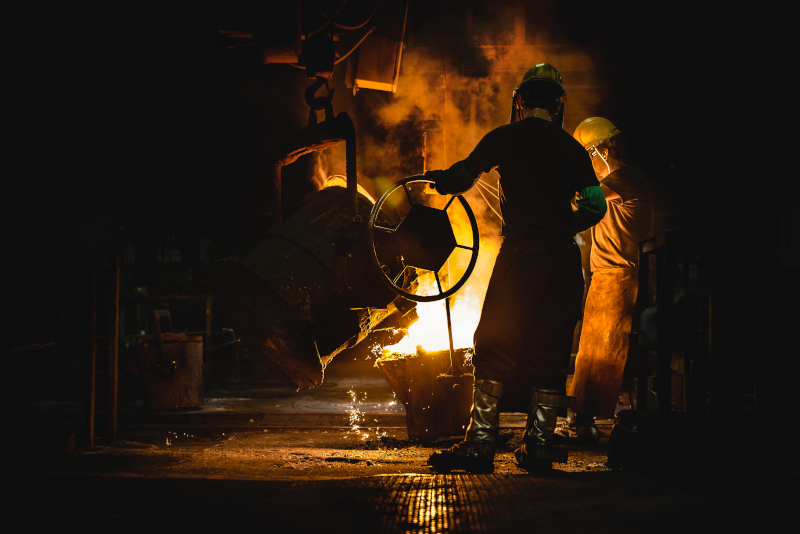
[304,77,335,126]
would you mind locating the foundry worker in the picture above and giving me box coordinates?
[425,63,607,473]
[559,117,653,442]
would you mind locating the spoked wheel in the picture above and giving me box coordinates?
[367,175,480,303]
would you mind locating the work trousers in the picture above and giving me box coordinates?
[568,267,638,418]
[473,240,584,412]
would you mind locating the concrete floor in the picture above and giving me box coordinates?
[14,354,797,532]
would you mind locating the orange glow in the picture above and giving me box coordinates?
[322,174,376,203]
[382,199,501,355]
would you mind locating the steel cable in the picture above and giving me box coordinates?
[474,184,503,221]
[316,0,380,30]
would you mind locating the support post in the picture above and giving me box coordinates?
[696,247,710,414]
[443,33,451,168]
[205,294,213,362]
[87,257,97,450]
[656,236,677,414]
[445,296,455,374]
[108,254,120,440]
[271,163,282,225]
[636,241,651,412]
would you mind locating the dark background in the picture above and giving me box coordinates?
[3,3,793,413]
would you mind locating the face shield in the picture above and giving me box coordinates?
[585,127,620,176]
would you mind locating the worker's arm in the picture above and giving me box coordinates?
[570,185,607,233]
[424,157,482,195]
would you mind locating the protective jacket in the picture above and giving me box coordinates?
[434,117,605,243]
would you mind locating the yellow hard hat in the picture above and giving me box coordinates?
[573,117,620,151]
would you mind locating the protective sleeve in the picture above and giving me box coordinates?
[425,158,482,195]
[570,185,607,233]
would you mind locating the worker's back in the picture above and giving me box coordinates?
[468,117,598,244]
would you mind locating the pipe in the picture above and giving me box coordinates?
[309,0,348,36]
[338,112,358,217]
[334,26,376,65]
[291,25,376,70]
[315,0,379,30]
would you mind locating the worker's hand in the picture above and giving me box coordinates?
[570,185,607,233]
[425,160,481,195]
[423,170,445,193]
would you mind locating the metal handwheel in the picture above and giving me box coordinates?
[367,175,480,303]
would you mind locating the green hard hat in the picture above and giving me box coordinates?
[520,63,565,93]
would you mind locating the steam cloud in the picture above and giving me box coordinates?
[314,9,608,323]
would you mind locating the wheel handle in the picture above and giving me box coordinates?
[367,175,480,303]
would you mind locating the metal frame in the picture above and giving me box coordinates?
[635,229,710,414]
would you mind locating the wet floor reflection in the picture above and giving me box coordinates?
[347,472,710,533]
[372,474,517,533]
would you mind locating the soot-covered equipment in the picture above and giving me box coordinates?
[215,154,480,389]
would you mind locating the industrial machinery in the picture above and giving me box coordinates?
[215,167,479,389]
[213,3,479,390]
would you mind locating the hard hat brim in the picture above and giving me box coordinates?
[585,128,620,150]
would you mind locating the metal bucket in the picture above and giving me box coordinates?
[138,334,204,410]
[376,347,474,438]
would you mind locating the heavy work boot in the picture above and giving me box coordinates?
[515,388,575,470]
[554,409,600,445]
[428,379,503,474]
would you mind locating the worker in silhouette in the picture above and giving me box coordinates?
[426,64,606,473]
